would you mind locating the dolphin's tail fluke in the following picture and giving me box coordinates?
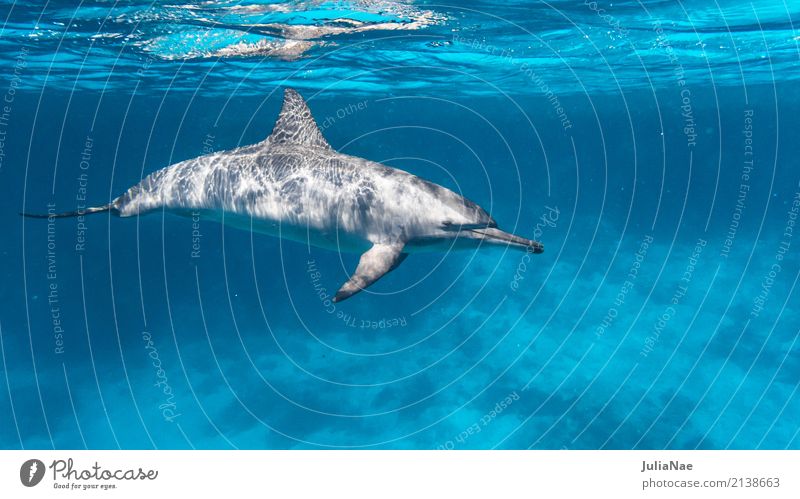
[20,204,115,219]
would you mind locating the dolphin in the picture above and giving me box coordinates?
[22,89,543,301]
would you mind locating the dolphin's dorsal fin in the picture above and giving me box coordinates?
[266,88,331,150]
[333,242,408,302]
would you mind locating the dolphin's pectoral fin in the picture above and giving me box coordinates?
[333,243,408,302]
[266,88,332,151]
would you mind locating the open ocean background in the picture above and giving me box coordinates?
[0,0,798,449]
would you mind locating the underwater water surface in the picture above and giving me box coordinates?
[0,0,799,449]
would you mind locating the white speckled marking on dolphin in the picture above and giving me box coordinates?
[22,89,544,302]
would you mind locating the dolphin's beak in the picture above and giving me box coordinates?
[467,227,544,253]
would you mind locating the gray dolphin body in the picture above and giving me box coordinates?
[26,89,543,301]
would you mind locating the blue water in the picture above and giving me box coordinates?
[1,0,798,449]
